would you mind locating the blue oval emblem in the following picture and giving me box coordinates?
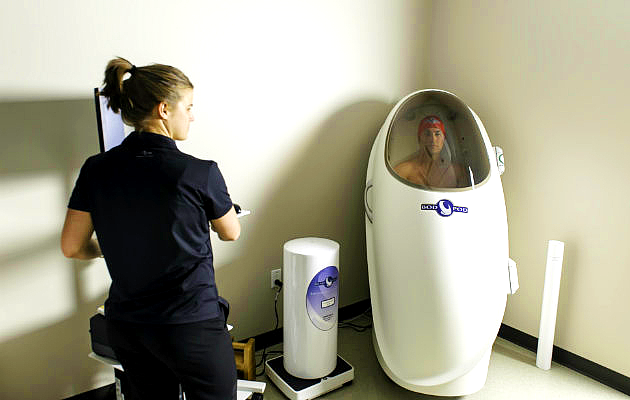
[437,200,453,217]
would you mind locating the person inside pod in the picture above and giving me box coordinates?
[394,115,463,188]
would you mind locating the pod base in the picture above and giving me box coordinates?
[373,330,491,396]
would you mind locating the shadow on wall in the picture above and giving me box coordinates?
[215,99,392,339]
[0,96,393,397]
[0,99,111,399]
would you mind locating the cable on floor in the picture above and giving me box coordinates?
[339,306,373,332]
[255,280,283,377]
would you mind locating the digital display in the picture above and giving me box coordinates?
[321,297,335,309]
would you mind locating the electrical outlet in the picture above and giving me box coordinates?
[271,268,281,289]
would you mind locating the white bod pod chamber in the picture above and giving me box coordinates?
[365,89,511,396]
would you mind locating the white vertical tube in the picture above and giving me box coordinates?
[536,240,565,370]
[283,238,339,379]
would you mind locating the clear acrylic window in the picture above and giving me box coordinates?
[386,92,491,191]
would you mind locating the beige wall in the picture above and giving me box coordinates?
[0,1,430,398]
[426,1,630,377]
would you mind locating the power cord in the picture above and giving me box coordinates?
[339,306,373,332]
[255,279,283,377]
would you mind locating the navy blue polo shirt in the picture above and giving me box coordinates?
[68,131,233,324]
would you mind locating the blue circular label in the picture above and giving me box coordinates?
[437,199,454,217]
[306,266,339,331]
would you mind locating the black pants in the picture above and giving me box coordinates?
[106,316,237,400]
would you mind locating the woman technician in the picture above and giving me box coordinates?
[61,57,240,400]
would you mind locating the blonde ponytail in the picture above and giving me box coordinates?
[100,57,193,129]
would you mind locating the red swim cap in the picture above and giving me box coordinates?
[418,115,445,135]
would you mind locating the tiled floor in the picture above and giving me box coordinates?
[254,314,628,400]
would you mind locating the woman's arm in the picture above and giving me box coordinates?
[61,209,102,259]
[210,206,241,241]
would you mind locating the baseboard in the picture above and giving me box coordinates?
[498,323,630,396]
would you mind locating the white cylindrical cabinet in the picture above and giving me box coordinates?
[283,238,339,379]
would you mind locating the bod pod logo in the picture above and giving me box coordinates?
[421,199,469,217]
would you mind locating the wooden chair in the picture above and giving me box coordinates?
[233,338,256,380]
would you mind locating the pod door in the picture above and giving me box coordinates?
[385,91,491,191]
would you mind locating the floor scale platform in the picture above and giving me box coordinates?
[265,355,354,400]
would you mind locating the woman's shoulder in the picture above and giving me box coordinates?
[171,150,217,167]
[173,153,225,183]
[79,151,109,171]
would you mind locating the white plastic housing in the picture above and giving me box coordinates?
[365,89,509,396]
[283,238,339,379]
[536,240,565,370]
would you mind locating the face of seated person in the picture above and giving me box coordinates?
[419,127,445,159]
[393,121,458,188]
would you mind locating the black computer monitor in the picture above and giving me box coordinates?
[93,88,127,153]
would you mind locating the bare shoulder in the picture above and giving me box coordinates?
[394,160,413,176]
